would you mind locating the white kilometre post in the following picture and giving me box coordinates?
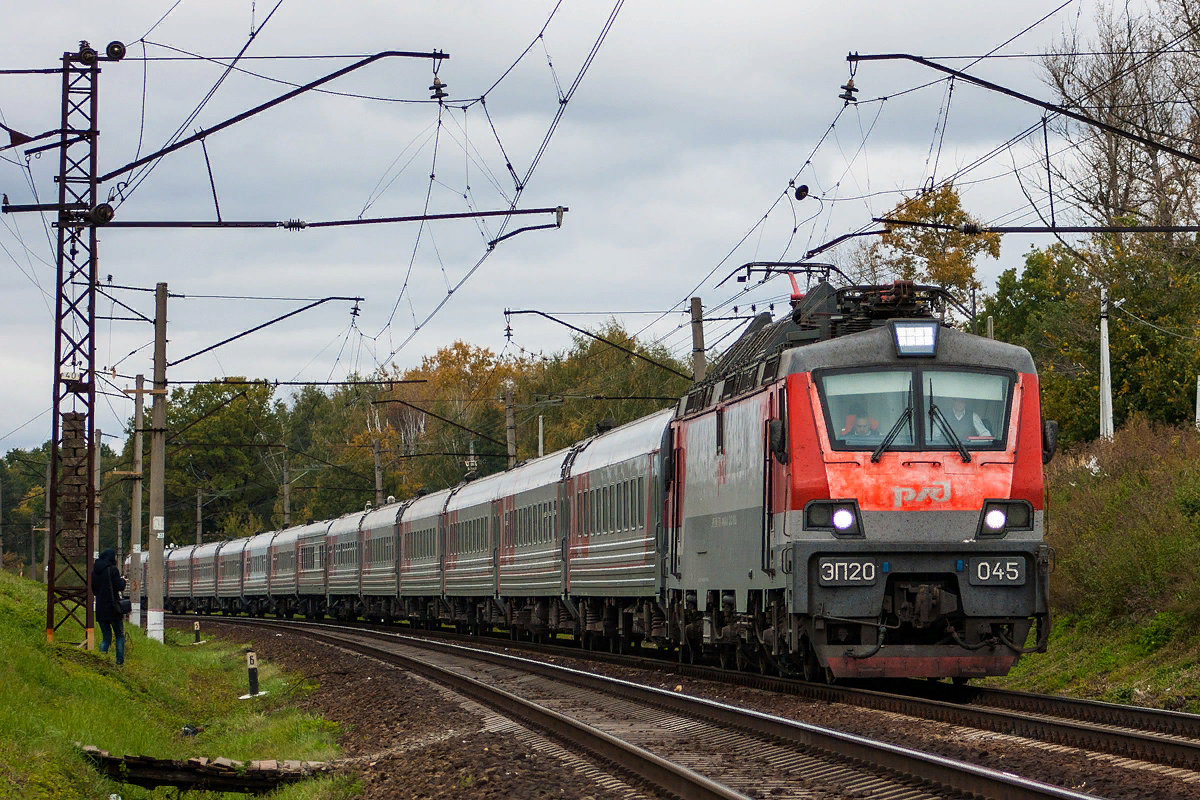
[1099,289,1114,440]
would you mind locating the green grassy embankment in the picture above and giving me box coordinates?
[0,570,357,799]
[986,418,1200,711]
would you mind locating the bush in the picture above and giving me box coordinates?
[1045,416,1200,624]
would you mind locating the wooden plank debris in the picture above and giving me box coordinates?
[77,743,329,795]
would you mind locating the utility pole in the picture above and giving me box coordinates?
[1100,289,1114,440]
[538,416,544,458]
[42,457,51,583]
[0,478,4,569]
[147,282,167,643]
[195,489,202,546]
[282,456,290,527]
[130,374,144,628]
[92,429,102,559]
[505,387,517,469]
[115,505,123,577]
[373,439,383,507]
[690,297,706,383]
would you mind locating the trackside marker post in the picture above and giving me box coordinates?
[194,621,200,644]
[239,650,266,700]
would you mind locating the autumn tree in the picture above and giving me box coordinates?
[874,184,1002,303]
[1042,1,1200,230]
[517,322,690,456]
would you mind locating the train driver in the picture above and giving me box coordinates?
[941,397,992,441]
[841,405,879,438]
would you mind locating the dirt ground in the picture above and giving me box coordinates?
[176,621,649,799]
[176,621,1198,800]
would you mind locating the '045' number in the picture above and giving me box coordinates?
[969,558,1026,586]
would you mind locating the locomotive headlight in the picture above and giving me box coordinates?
[976,499,1035,538]
[805,500,864,536]
[832,508,855,531]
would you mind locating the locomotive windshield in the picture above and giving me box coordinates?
[818,368,1012,452]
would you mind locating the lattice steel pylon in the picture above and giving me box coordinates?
[44,41,123,645]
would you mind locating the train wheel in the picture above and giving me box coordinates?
[953,676,971,686]
[799,637,823,683]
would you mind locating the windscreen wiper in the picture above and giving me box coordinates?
[871,405,912,463]
[928,400,971,463]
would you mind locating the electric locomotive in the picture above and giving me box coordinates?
[160,276,1055,684]
[667,277,1057,680]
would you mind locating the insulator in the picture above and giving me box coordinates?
[429,77,448,100]
[794,184,809,201]
[106,41,127,61]
[283,219,307,231]
[79,42,98,65]
[838,77,858,103]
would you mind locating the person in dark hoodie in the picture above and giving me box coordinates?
[92,548,127,665]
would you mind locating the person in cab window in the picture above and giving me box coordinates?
[841,405,878,438]
[946,397,992,440]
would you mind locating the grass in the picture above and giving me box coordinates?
[0,569,358,799]
[988,612,1200,712]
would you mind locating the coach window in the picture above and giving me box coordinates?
[716,409,725,454]
[637,477,645,528]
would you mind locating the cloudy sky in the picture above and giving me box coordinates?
[0,1,1102,452]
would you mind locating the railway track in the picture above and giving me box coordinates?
[386,623,1200,772]
[196,615,1096,800]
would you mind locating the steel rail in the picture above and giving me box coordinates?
[168,614,1200,771]
[922,682,1200,739]
[234,620,749,800]
[195,616,1096,800]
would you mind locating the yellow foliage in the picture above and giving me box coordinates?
[878,184,1001,300]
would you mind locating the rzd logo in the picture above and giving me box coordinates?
[892,480,951,508]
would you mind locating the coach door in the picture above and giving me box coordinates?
[666,425,684,579]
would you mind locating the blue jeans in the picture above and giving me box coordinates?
[99,619,125,665]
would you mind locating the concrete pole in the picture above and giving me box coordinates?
[116,504,123,571]
[373,438,383,507]
[195,488,202,546]
[92,430,102,562]
[1195,376,1200,431]
[1099,289,1114,440]
[41,457,51,582]
[130,374,144,628]
[0,477,4,568]
[282,456,290,527]
[690,297,706,383]
[147,282,167,642]
[505,388,517,469]
[538,415,544,458]
[87,429,102,650]
[987,315,994,340]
